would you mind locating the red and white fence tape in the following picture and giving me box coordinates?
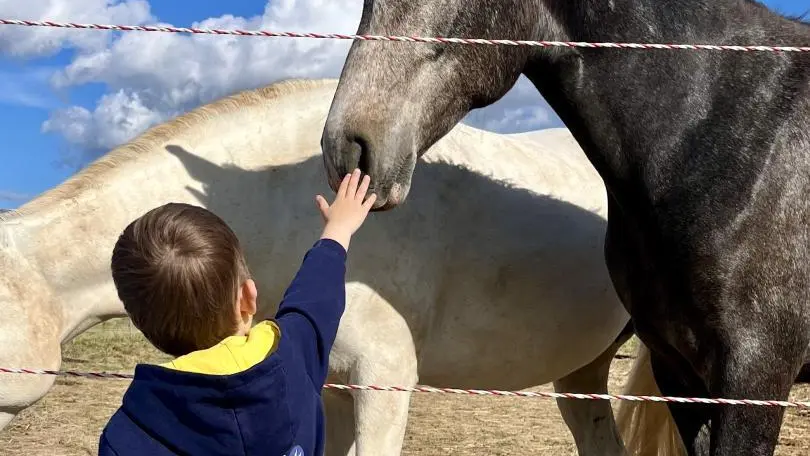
[2,19,810,52]
[2,367,808,408]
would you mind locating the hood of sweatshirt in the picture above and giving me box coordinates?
[114,347,306,456]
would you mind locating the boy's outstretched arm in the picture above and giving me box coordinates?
[274,169,375,388]
[274,238,347,388]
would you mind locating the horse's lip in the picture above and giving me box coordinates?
[367,189,394,211]
[365,151,414,212]
[370,199,398,212]
[368,177,410,211]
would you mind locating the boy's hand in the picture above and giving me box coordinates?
[315,168,377,251]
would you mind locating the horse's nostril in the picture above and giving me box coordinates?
[347,134,372,175]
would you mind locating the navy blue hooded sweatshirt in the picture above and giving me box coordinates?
[98,238,347,456]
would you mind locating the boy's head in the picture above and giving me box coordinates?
[111,203,258,357]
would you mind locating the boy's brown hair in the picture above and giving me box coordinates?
[111,203,251,357]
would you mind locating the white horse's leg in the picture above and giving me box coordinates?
[0,373,57,432]
[0,335,60,433]
[553,325,632,456]
[325,285,418,456]
[349,354,416,456]
[0,409,18,430]
[323,376,414,456]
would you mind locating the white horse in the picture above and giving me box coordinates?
[0,78,635,455]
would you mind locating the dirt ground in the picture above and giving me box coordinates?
[2,318,809,455]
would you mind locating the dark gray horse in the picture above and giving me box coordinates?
[320,0,810,455]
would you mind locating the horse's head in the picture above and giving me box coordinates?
[321,0,548,210]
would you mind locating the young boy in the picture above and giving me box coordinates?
[99,169,376,456]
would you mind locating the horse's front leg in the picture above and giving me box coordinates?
[0,338,61,433]
[348,350,416,456]
[650,305,808,456]
[554,322,632,456]
[324,286,418,456]
[705,330,805,456]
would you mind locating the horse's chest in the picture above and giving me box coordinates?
[602,210,709,315]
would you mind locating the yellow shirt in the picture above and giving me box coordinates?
[160,320,281,375]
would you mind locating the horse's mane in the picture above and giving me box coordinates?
[0,78,334,222]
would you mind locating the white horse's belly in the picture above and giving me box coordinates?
[415,248,629,390]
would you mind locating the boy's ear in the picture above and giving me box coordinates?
[239,279,258,316]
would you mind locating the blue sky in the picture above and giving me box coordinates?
[0,0,270,208]
[0,0,807,209]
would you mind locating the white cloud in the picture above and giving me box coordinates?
[43,0,361,160]
[0,0,153,57]
[42,89,164,164]
[51,3,358,106]
[8,0,560,164]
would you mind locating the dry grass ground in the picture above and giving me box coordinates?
[2,318,809,455]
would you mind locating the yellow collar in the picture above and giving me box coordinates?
[159,321,280,375]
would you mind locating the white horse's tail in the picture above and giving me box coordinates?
[615,341,687,456]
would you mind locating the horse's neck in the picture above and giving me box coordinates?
[8,84,334,343]
[527,0,810,194]
[554,0,806,43]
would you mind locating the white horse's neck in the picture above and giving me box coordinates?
[3,79,340,344]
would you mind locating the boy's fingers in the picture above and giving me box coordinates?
[338,173,351,198]
[347,168,361,195]
[361,193,377,210]
[356,175,371,200]
[315,195,330,217]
